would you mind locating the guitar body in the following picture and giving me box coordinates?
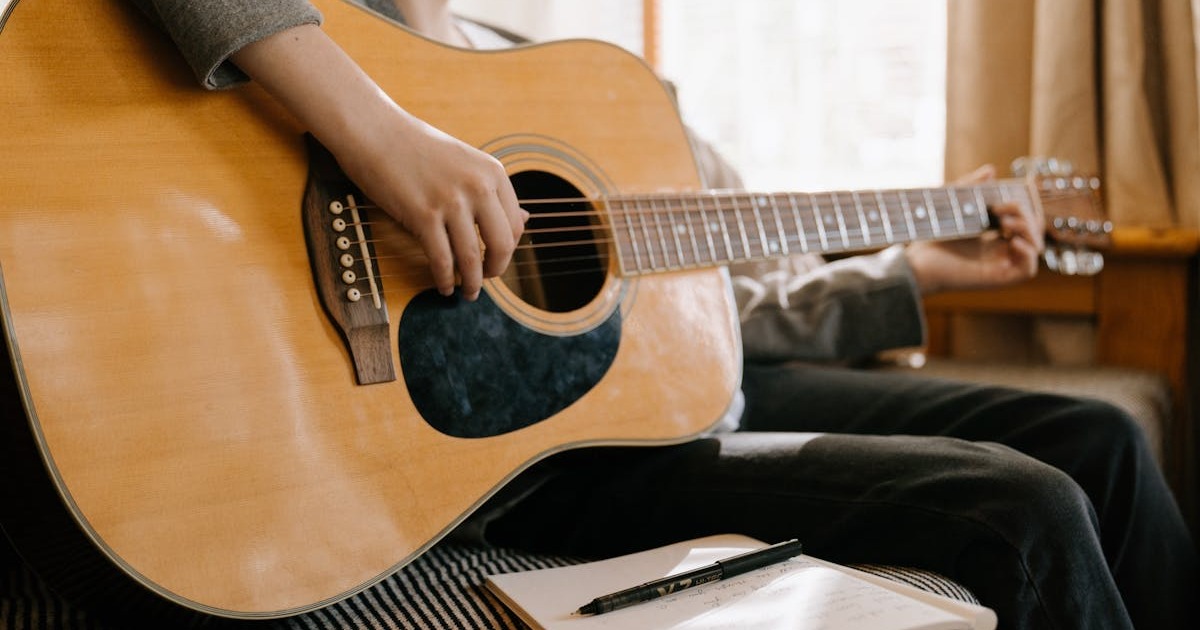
[0,0,740,622]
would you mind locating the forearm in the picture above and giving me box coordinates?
[229,23,410,158]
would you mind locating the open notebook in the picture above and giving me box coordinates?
[485,534,996,630]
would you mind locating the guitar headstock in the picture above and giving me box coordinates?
[1012,156,1111,276]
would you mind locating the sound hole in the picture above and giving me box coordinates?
[503,171,608,313]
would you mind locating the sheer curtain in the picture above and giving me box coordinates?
[945,0,1200,228]
[942,0,1200,365]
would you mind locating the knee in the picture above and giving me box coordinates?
[1053,397,1156,471]
[1068,398,1147,445]
[960,444,1098,542]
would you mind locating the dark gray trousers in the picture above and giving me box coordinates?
[486,362,1198,630]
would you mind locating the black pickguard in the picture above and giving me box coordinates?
[398,290,621,438]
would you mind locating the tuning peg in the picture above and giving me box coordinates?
[1050,216,1113,237]
[1043,243,1105,277]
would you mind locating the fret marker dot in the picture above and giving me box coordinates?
[964,203,977,215]
[915,206,927,219]
[868,210,880,222]
[675,224,688,235]
[824,214,835,225]
[709,222,720,232]
[769,240,780,254]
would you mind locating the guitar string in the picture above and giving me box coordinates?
[335,218,1000,288]
[345,180,1081,219]
[337,185,1087,258]
[344,184,1088,235]
[340,177,1086,205]
[343,187,1094,233]
[326,186,1093,288]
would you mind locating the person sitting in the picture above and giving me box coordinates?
[85,1,1200,627]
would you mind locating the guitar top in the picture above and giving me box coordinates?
[0,0,740,622]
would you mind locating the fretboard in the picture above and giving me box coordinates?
[606,180,1032,275]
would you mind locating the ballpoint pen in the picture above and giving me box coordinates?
[575,538,804,616]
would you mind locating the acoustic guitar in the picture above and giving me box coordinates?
[0,0,1100,624]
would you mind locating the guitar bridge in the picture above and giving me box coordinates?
[301,134,396,385]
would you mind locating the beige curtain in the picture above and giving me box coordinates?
[945,0,1200,228]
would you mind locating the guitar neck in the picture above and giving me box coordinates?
[608,180,1033,274]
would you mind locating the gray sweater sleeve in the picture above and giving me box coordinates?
[732,246,927,363]
[130,0,323,89]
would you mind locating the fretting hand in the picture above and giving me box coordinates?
[904,164,1045,295]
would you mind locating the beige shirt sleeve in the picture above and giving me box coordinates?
[685,129,926,363]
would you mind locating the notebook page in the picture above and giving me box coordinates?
[485,534,995,630]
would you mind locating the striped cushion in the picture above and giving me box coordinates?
[1,542,977,629]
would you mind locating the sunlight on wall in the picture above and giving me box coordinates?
[452,0,946,192]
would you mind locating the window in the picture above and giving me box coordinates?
[454,0,946,191]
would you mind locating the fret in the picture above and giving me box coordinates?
[954,188,981,229]
[896,190,915,241]
[897,190,919,241]
[785,193,811,254]
[695,194,722,264]
[805,194,825,251]
[972,187,989,229]
[873,190,895,244]
[729,194,753,260]
[873,190,895,242]
[873,189,892,243]
[665,197,689,268]
[767,194,790,257]
[713,193,736,263]
[921,189,941,237]
[842,193,859,247]
[616,197,643,274]
[830,193,850,249]
[850,191,871,247]
[860,194,883,245]
[664,198,683,268]
[648,196,672,270]
[946,188,966,234]
[679,196,705,267]
[750,195,774,257]
[937,188,954,236]
[665,196,688,268]
[634,195,658,271]
[812,194,832,251]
